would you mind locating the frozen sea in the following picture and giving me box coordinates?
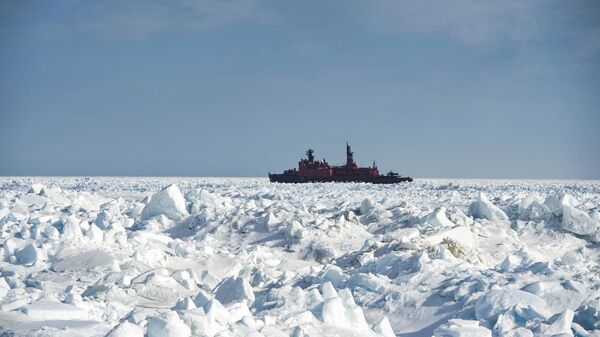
[0,177,599,337]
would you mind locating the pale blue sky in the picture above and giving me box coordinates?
[1,0,599,178]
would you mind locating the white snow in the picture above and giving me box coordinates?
[475,289,550,323]
[424,207,455,228]
[62,216,83,238]
[0,177,598,337]
[373,316,395,337]
[214,276,255,306]
[141,184,189,221]
[52,249,114,272]
[147,311,191,337]
[433,319,492,337]
[22,300,90,321]
[424,225,475,249]
[469,192,509,221]
[106,321,144,337]
[562,203,599,235]
[541,309,574,336]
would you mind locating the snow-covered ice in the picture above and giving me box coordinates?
[0,177,599,337]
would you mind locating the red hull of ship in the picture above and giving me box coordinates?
[268,144,412,184]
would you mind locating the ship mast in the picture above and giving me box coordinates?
[346,142,355,170]
[306,149,314,162]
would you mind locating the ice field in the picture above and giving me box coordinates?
[0,177,599,337]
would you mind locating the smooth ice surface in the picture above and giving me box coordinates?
[22,301,90,321]
[0,177,599,337]
[433,319,492,337]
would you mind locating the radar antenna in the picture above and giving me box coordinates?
[306,149,315,162]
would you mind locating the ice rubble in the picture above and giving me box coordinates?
[469,192,509,221]
[147,311,192,337]
[0,177,599,337]
[475,289,550,323]
[141,184,189,221]
[215,276,255,306]
[15,242,38,265]
[562,201,599,236]
[574,294,600,330]
[107,321,144,337]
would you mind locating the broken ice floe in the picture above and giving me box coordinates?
[141,184,189,221]
[0,178,598,337]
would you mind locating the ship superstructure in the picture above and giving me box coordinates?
[269,143,412,184]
